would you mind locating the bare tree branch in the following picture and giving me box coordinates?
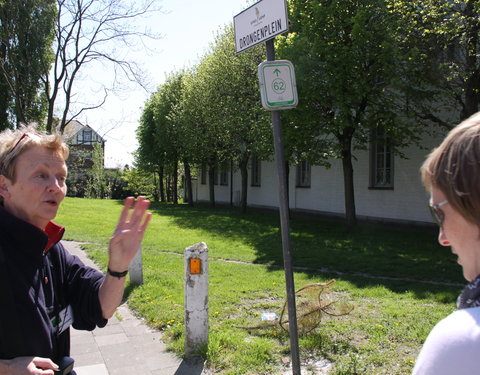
[45,0,163,133]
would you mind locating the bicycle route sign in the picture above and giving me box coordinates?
[258,60,298,110]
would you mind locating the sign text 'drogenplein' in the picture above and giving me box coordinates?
[233,0,288,53]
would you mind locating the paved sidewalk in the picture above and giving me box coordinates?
[64,241,206,375]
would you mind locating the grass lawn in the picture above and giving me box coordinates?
[56,197,464,374]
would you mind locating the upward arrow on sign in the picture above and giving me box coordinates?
[274,68,281,76]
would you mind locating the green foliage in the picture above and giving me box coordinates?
[136,98,161,173]
[66,143,132,199]
[105,169,132,200]
[278,0,425,156]
[0,0,56,129]
[136,72,186,202]
[388,0,480,121]
[85,143,109,199]
[137,25,272,209]
[275,0,449,225]
[194,25,272,163]
[121,168,156,199]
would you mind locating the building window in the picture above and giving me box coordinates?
[200,164,207,185]
[251,155,261,187]
[83,130,92,144]
[296,160,311,188]
[220,162,229,186]
[370,128,394,188]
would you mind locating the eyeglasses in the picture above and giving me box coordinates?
[429,199,449,227]
[11,133,30,152]
[9,132,41,154]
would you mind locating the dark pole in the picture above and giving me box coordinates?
[265,38,301,375]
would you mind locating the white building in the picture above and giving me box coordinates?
[192,131,447,226]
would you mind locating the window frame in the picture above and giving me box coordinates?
[219,161,229,186]
[369,127,394,189]
[251,155,261,187]
[83,130,92,144]
[296,160,311,188]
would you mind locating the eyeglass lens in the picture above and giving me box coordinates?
[429,205,444,226]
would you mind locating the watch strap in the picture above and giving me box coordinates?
[107,268,128,279]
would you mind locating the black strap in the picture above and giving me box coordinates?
[0,244,24,357]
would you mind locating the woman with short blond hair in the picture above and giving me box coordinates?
[0,126,151,375]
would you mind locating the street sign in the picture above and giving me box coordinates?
[258,60,298,110]
[233,0,289,53]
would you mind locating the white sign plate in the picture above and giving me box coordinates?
[234,0,289,53]
[258,60,298,110]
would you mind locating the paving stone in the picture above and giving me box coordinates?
[95,332,130,347]
[65,241,188,375]
[71,351,105,368]
[75,364,109,375]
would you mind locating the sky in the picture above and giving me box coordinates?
[73,0,251,168]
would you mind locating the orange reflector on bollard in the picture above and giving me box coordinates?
[190,258,202,274]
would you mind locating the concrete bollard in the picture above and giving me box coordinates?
[184,242,209,357]
[128,246,143,285]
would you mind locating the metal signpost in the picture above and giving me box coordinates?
[235,1,301,374]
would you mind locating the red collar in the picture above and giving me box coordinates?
[43,221,65,253]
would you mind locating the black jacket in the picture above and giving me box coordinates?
[0,207,107,361]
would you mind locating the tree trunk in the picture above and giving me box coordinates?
[172,160,178,204]
[340,129,357,227]
[208,165,215,208]
[166,175,171,202]
[45,77,58,133]
[153,171,159,201]
[184,161,194,206]
[239,155,249,213]
[14,91,26,126]
[0,42,8,130]
[230,161,234,207]
[463,0,480,118]
[159,166,165,202]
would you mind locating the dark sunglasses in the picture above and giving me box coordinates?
[429,200,449,227]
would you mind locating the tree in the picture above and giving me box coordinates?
[85,142,109,198]
[136,72,187,204]
[278,0,428,226]
[179,57,224,208]
[45,0,162,133]
[165,70,196,206]
[388,0,480,125]
[136,95,165,201]
[0,0,56,129]
[210,26,272,212]
[183,25,271,211]
[152,73,185,204]
[122,167,156,198]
